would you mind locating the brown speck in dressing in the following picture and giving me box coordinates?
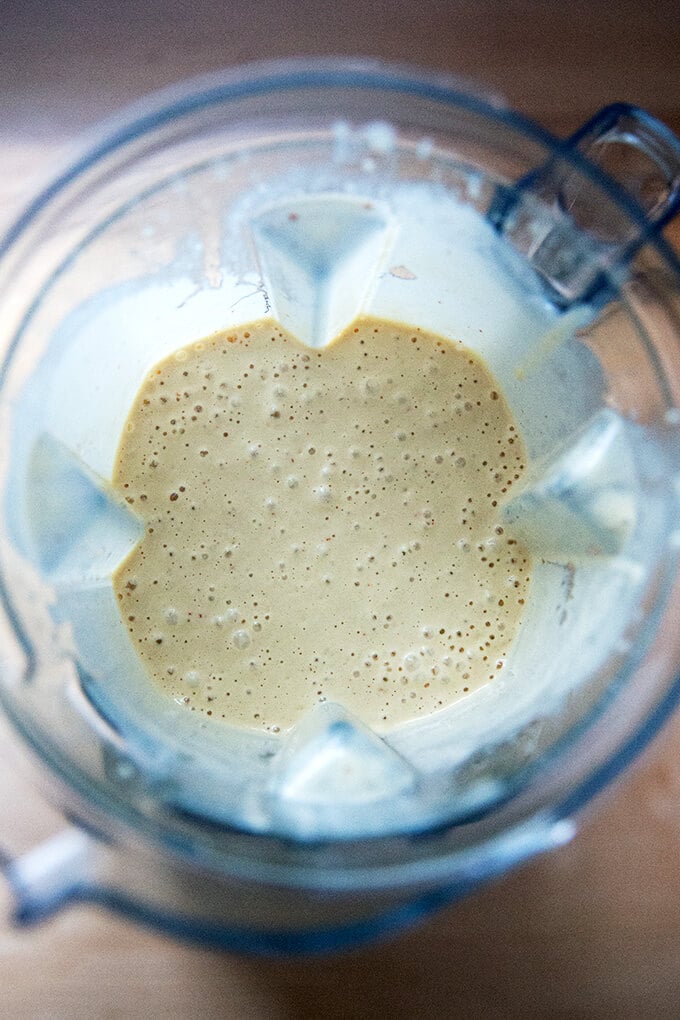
[112,316,532,733]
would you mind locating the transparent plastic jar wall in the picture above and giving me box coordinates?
[0,60,680,953]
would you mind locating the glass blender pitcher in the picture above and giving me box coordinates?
[0,59,679,953]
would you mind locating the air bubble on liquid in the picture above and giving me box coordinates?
[404,653,418,672]
[359,377,380,397]
[286,475,299,489]
[232,629,251,649]
[164,607,179,624]
[314,485,332,503]
[184,670,200,685]
[265,497,277,511]
[225,607,240,623]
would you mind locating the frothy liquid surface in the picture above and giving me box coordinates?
[113,317,531,732]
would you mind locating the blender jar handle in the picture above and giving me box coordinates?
[567,104,680,230]
[490,104,680,306]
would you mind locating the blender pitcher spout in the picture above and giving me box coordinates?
[1,827,99,925]
[489,105,680,307]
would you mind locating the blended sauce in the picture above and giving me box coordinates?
[112,317,531,732]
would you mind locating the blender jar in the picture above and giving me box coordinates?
[0,59,679,953]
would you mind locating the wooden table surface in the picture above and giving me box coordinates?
[2,3,680,1017]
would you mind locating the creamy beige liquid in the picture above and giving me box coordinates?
[112,317,531,733]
